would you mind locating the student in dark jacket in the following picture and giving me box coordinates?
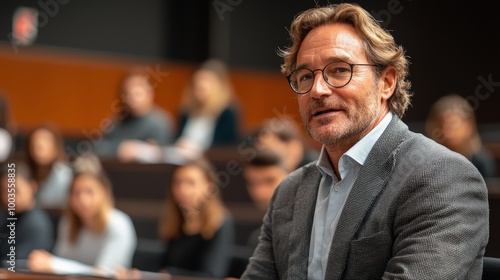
[97,69,175,159]
[0,161,54,265]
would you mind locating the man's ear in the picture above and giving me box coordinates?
[378,65,397,102]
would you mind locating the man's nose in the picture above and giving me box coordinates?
[309,72,333,99]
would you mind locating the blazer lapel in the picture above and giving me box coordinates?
[324,115,410,279]
[287,164,322,279]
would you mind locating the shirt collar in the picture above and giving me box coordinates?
[316,111,393,176]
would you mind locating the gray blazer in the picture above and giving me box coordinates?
[241,115,489,280]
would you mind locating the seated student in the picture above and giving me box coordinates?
[27,154,137,277]
[251,117,319,172]
[118,59,241,164]
[243,150,288,250]
[158,157,234,278]
[174,59,241,148]
[95,69,175,158]
[25,124,73,208]
[426,94,497,178]
[0,161,54,264]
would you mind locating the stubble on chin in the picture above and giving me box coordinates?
[304,115,356,145]
[301,100,379,146]
[300,100,353,145]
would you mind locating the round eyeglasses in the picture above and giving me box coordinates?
[286,61,379,94]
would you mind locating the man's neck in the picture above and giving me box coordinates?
[324,137,360,179]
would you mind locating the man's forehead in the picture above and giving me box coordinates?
[296,23,366,67]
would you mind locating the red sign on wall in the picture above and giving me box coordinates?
[12,7,38,46]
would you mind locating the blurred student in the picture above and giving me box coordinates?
[175,59,241,148]
[158,158,234,278]
[0,93,14,161]
[27,154,137,277]
[25,124,72,208]
[118,59,241,164]
[426,94,497,178]
[243,150,288,250]
[0,161,54,263]
[251,117,319,172]
[96,69,175,158]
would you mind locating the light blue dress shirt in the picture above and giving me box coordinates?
[307,111,393,280]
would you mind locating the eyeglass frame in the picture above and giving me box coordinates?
[286,61,381,94]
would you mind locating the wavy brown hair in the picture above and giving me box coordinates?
[159,158,226,241]
[279,3,412,118]
[25,123,67,184]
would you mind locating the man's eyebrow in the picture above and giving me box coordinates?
[294,56,352,70]
[295,62,309,70]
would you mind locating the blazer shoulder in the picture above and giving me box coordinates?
[401,131,472,163]
[395,131,485,186]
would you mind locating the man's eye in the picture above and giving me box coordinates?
[329,67,350,75]
[298,73,313,82]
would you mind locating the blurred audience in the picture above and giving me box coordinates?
[426,94,497,178]
[158,157,234,278]
[0,93,14,161]
[118,59,241,164]
[0,161,54,264]
[25,124,72,208]
[96,69,175,158]
[252,117,319,172]
[243,150,288,250]
[27,153,137,277]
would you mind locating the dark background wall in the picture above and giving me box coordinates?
[0,0,499,126]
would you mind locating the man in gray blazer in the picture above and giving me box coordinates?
[240,3,489,280]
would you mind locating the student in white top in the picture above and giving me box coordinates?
[27,154,137,277]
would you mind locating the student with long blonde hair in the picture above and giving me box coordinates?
[174,59,240,150]
[27,154,137,277]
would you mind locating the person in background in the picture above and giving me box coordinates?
[118,59,241,164]
[96,69,175,158]
[426,94,497,178]
[25,124,72,209]
[251,117,319,172]
[158,157,234,278]
[175,59,241,148]
[243,150,288,250]
[27,153,137,277]
[0,93,14,162]
[0,161,54,264]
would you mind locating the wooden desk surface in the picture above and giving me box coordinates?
[0,269,110,280]
[0,269,220,280]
